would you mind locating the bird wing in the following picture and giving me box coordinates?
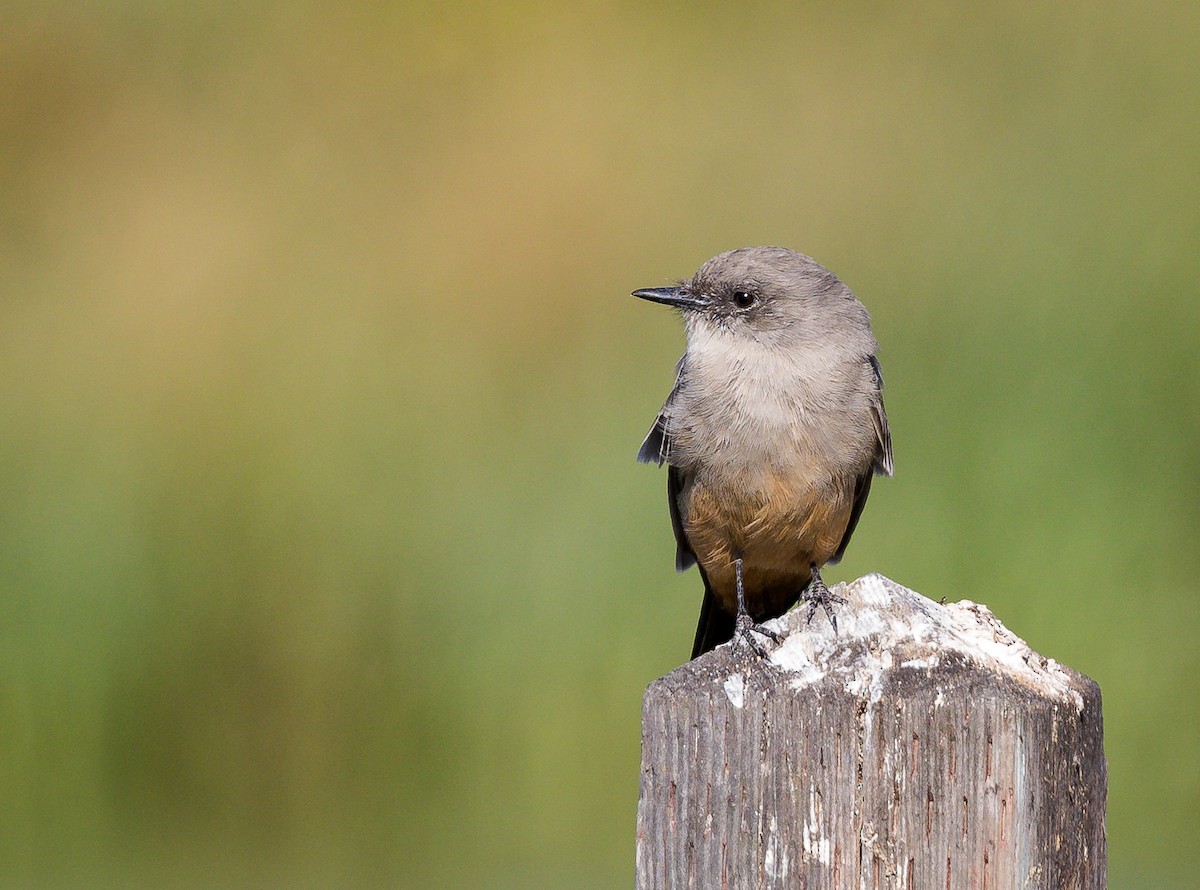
[867,354,894,477]
[637,355,698,573]
[636,354,684,466]
[830,355,893,564]
[667,463,697,572]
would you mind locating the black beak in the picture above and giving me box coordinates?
[631,286,706,310]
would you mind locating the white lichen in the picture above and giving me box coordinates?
[723,672,745,709]
[760,574,1083,709]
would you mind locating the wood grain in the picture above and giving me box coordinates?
[636,575,1106,889]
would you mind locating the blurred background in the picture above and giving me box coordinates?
[2,2,1197,887]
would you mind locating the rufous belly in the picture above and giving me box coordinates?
[681,468,855,620]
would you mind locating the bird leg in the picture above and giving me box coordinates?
[800,564,848,632]
[732,557,782,656]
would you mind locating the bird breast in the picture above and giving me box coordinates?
[668,331,877,489]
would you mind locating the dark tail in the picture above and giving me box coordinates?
[691,577,736,658]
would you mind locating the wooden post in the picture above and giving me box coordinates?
[636,574,1106,889]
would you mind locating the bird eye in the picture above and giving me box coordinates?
[733,290,756,309]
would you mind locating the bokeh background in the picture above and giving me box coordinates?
[3,2,1197,887]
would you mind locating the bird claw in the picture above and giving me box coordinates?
[730,555,783,658]
[801,570,847,633]
[732,611,783,657]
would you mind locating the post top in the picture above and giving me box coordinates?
[695,574,1091,711]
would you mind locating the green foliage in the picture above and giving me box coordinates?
[1,3,1197,886]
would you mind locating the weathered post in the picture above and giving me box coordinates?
[636,574,1106,889]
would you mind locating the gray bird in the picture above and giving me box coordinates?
[634,247,893,658]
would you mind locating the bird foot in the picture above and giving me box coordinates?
[800,568,848,632]
[732,611,783,658]
[728,555,784,657]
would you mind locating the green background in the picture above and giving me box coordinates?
[3,3,1197,887]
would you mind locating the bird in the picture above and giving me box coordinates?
[634,247,893,658]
